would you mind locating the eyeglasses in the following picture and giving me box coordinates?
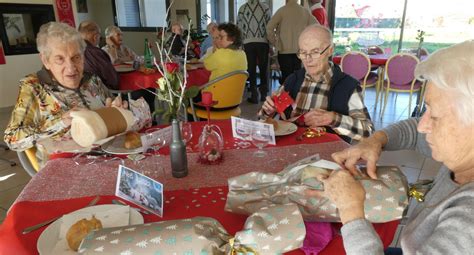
[297,44,331,60]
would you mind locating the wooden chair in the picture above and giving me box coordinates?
[17,147,39,176]
[187,70,249,120]
[380,53,422,119]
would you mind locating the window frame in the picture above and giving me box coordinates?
[111,0,171,32]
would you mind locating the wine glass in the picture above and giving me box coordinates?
[251,127,271,157]
[145,128,165,155]
[235,121,251,148]
[180,122,193,145]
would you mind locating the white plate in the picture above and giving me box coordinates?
[273,120,298,136]
[101,134,145,155]
[124,61,134,65]
[37,204,143,255]
[114,65,135,73]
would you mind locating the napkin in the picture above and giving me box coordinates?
[78,203,305,254]
[52,205,131,254]
[225,156,409,223]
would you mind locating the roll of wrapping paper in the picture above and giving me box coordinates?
[78,203,305,254]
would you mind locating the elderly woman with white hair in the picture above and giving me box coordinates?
[102,25,137,64]
[306,40,474,254]
[4,22,125,165]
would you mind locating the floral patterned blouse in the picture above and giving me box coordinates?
[4,68,111,151]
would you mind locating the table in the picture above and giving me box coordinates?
[0,120,399,255]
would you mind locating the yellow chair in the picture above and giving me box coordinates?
[187,70,249,120]
[17,147,39,176]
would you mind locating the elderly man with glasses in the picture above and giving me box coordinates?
[260,24,374,143]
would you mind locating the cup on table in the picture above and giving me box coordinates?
[180,122,193,144]
[145,127,165,154]
[251,126,271,157]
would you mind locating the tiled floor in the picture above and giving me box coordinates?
[0,82,441,247]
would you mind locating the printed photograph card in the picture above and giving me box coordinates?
[116,165,164,217]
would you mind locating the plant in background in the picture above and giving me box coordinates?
[416,29,426,58]
[151,1,200,123]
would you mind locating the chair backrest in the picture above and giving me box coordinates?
[385,53,420,86]
[368,45,384,54]
[340,51,371,81]
[17,147,39,177]
[201,70,249,109]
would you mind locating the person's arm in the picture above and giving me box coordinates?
[4,81,67,151]
[203,49,220,73]
[341,219,384,255]
[266,11,281,46]
[331,88,374,140]
[382,117,432,157]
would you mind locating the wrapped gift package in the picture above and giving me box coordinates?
[70,107,136,147]
[225,158,409,223]
[78,203,305,254]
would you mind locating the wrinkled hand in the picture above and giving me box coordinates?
[261,96,277,116]
[308,170,366,224]
[331,132,386,179]
[304,109,335,127]
[106,97,129,109]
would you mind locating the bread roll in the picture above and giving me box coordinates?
[124,131,142,149]
[66,216,102,251]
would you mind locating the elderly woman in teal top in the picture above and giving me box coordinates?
[203,23,247,81]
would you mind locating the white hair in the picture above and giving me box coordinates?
[105,25,122,38]
[300,24,333,44]
[36,22,85,58]
[415,40,474,125]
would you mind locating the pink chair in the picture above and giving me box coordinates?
[380,53,422,119]
[340,51,379,101]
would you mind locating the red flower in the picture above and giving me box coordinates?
[165,62,179,74]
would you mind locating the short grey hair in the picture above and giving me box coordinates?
[206,22,218,31]
[105,25,122,38]
[36,22,85,59]
[415,40,474,125]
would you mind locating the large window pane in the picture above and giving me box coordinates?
[115,0,167,28]
[334,0,404,55]
[401,0,473,53]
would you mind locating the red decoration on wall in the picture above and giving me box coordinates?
[0,41,5,65]
[55,0,76,27]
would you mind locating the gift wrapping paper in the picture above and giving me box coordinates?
[78,203,305,254]
[225,157,409,223]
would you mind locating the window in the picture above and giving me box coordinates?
[113,0,168,30]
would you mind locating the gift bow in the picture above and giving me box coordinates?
[78,203,305,254]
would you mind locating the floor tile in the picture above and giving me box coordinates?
[0,166,31,191]
[0,185,24,210]
[378,150,425,169]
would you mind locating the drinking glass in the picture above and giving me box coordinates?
[235,121,251,148]
[251,127,271,157]
[180,122,193,144]
[145,128,165,154]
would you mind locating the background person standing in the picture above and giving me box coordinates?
[237,0,271,103]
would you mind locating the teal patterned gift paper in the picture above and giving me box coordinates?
[78,203,305,254]
[225,158,409,223]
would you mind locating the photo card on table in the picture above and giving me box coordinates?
[116,165,164,217]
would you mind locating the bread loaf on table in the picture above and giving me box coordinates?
[66,216,102,251]
[70,107,136,147]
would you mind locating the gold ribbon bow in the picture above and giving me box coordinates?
[229,238,259,255]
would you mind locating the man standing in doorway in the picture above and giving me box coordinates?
[266,0,317,85]
[237,0,271,103]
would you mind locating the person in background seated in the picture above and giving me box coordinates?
[167,23,196,59]
[260,25,373,143]
[203,23,247,81]
[102,25,137,64]
[310,41,474,255]
[78,20,119,90]
[3,22,126,166]
[308,0,329,27]
[199,22,218,58]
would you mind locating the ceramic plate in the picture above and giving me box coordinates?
[114,65,135,73]
[124,61,134,65]
[273,120,298,136]
[37,204,143,255]
[101,134,145,155]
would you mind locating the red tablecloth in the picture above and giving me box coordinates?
[333,53,392,66]
[0,120,399,254]
[118,68,211,91]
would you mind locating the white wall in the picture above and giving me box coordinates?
[0,0,56,108]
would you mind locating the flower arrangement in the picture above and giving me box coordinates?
[151,2,199,123]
